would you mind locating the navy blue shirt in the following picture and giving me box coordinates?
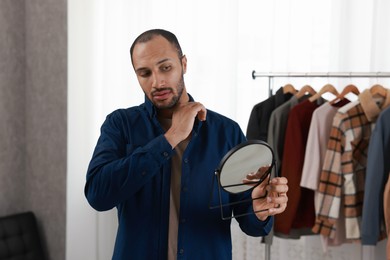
[85,94,272,260]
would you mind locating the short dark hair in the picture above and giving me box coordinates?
[129,29,183,67]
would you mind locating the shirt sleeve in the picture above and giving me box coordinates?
[233,190,274,237]
[238,208,274,237]
[301,110,322,190]
[314,113,344,235]
[85,112,174,211]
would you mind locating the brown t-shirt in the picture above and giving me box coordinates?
[158,117,189,260]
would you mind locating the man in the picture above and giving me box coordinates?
[85,29,288,260]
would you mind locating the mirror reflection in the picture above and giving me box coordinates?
[218,141,274,194]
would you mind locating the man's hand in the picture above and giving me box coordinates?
[251,177,288,221]
[164,102,206,148]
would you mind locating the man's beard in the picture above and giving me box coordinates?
[153,75,185,109]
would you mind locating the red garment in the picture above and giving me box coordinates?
[274,99,321,235]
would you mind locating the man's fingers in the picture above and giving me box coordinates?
[270,177,288,185]
[197,103,207,121]
[266,177,289,193]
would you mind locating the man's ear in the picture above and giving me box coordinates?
[181,55,187,74]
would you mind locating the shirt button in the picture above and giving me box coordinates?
[184,158,189,163]
[179,249,184,254]
[182,187,188,192]
[163,151,169,157]
[181,218,186,223]
[141,171,146,176]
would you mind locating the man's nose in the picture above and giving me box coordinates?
[151,73,166,88]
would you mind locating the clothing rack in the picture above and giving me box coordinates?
[251,71,390,260]
[252,71,390,97]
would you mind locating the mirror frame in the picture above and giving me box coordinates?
[209,140,275,220]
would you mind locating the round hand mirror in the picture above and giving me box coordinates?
[217,140,274,194]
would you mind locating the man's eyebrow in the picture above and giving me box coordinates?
[135,58,171,73]
[135,67,148,73]
[156,58,170,65]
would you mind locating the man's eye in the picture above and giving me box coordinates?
[162,65,171,71]
[139,71,151,77]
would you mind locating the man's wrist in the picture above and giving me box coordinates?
[164,131,180,149]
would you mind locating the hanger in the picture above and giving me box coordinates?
[370,84,387,98]
[308,84,339,102]
[339,84,360,97]
[295,85,316,99]
[329,84,360,104]
[282,83,297,94]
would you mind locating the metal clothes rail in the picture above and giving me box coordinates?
[252,71,390,97]
[252,71,390,78]
[251,71,390,260]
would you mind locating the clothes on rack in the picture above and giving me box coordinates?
[248,89,319,239]
[246,82,390,253]
[246,86,294,141]
[267,94,311,178]
[245,86,294,245]
[314,89,390,241]
[361,105,390,246]
[384,174,390,259]
[274,98,325,236]
[300,99,350,251]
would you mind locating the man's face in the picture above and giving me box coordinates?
[132,35,187,109]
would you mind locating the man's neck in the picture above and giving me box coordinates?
[157,91,190,119]
[157,108,174,119]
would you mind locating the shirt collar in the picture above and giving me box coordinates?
[144,93,202,134]
[359,88,390,122]
[275,87,294,107]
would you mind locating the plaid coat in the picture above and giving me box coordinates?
[313,89,390,240]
